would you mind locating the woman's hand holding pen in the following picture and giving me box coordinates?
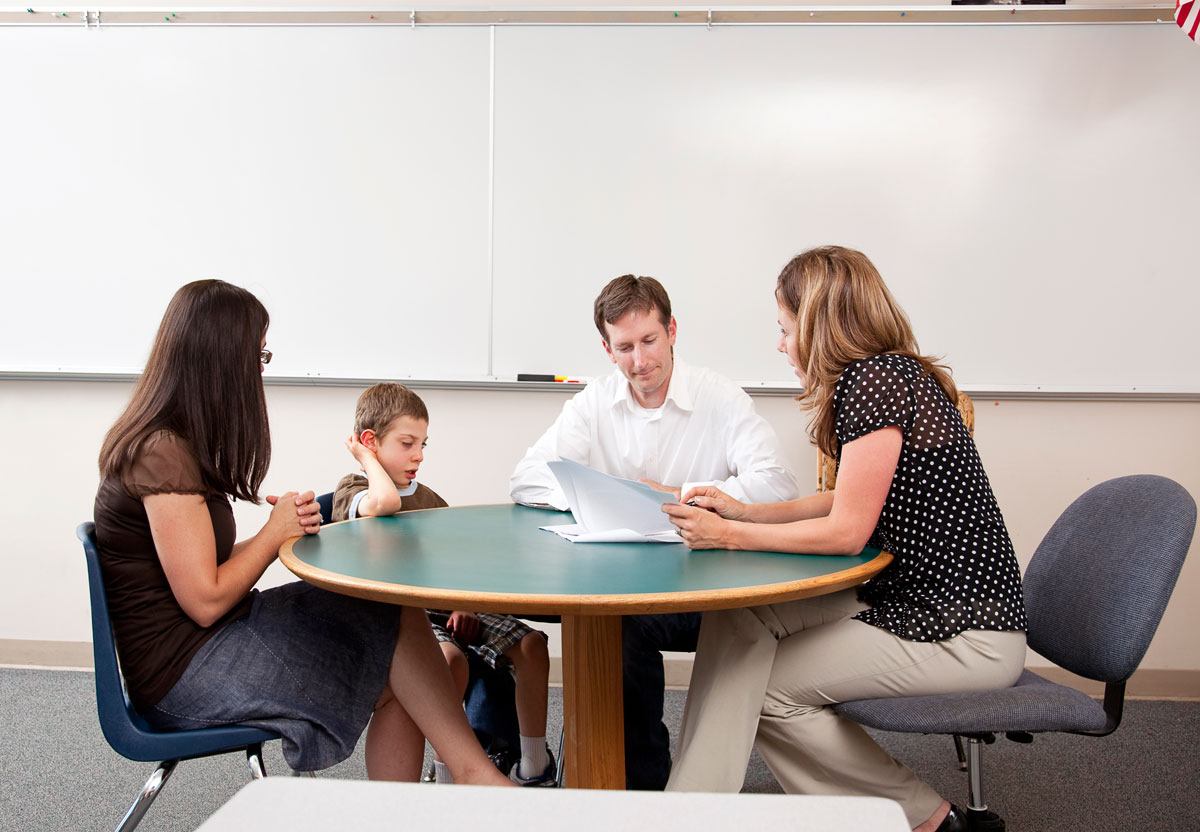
[662,485,744,550]
[662,499,732,550]
[681,485,749,521]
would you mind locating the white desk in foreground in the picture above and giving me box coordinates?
[196,778,908,831]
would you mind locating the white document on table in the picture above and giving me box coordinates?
[541,459,682,544]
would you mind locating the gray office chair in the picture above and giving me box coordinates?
[834,475,1196,831]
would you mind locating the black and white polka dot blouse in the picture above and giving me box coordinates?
[834,354,1027,642]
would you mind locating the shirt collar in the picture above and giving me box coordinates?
[608,357,696,414]
[357,473,420,497]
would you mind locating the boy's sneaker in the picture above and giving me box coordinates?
[508,749,557,787]
[488,746,520,777]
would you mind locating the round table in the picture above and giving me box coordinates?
[280,504,892,789]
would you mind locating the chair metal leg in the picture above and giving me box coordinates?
[246,743,267,779]
[555,726,565,787]
[114,759,178,832]
[952,734,968,771]
[963,738,1006,832]
[965,738,986,814]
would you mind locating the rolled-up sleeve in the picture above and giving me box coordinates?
[509,390,595,510]
[714,389,799,504]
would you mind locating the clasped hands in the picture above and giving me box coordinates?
[266,490,322,537]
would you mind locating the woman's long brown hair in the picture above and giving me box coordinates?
[776,246,957,460]
[98,279,271,503]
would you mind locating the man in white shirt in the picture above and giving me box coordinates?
[509,275,799,789]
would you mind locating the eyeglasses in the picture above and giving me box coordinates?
[260,349,273,365]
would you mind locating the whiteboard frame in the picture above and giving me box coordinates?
[4,371,1197,401]
[0,7,1177,29]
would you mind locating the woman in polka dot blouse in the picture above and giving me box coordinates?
[662,246,1027,832]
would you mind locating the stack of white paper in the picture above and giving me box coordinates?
[540,459,682,544]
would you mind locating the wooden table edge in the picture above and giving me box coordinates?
[278,539,892,616]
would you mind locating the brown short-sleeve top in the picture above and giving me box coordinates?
[93,430,254,713]
[330,473,449,523]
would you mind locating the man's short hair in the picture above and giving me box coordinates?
[593,275,672,342]
[354,382,429,437]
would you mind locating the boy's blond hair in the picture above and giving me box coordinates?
[353,382,429,438]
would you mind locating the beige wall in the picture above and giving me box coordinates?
[2,380,1196,692]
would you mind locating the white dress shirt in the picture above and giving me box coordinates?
[509,359,799,511]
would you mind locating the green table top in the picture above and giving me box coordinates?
[281,504,889,616]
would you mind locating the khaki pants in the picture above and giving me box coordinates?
[666,589,1026,828]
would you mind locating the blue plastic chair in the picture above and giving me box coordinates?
[834,475,1196,831]
[315,491,335,527]
[76,522,280,832]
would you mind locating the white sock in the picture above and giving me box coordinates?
[434,760,454,784]
[518,735,549,779]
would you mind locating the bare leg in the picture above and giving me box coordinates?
[914,800,951,832]
[432,642,471,764]
[387,605,512,786]
[442,642,471,698]
[364,686,425,781]
[505,633,549,737]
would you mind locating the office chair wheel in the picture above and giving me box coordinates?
[966,808,1005,832]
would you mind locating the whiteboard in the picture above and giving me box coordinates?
[492,24,1200,391]
[0,26,493,380]
[3,22,1199,392]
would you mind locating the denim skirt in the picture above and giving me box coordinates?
[147,581,401,771]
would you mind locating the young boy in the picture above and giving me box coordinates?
[331,382,556,786]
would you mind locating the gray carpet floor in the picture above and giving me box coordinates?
[2,667,1196,832]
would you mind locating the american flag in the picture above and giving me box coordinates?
[1178,0,1200,42]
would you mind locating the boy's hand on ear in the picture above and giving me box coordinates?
[345,434,377,466]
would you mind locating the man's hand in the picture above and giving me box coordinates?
[447,611,482,645]
[639,479,682,501]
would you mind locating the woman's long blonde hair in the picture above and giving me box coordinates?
[776,246,957,459]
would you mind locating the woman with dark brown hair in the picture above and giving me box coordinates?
[663,247,1027,831]
[93,279,510,784]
